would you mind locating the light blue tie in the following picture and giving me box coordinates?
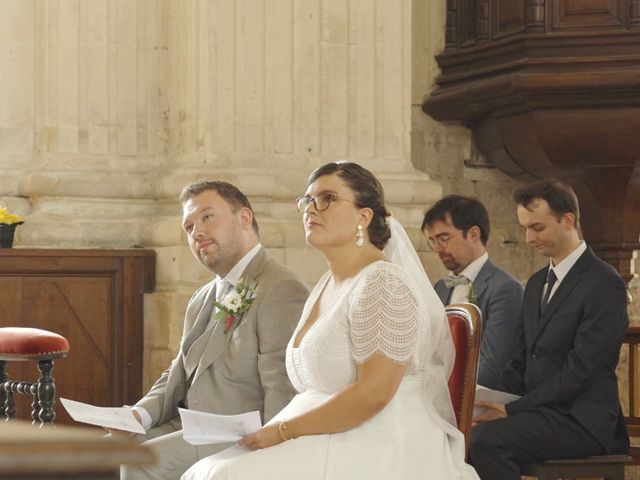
[443,274,470,289]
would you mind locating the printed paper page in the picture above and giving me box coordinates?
[474,385,521,418]
[60,398,146,434]
[179,408,262,445]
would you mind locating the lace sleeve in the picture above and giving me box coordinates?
[349,264,419,364]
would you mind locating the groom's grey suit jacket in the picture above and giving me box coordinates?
[136,247,309,426]
[435,258,523,389]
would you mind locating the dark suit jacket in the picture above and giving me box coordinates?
[501,247,629,452]
[436,258,523,389]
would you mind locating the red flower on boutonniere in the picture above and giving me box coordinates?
[212,278,258,334]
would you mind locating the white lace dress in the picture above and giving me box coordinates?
[182,261,478,480]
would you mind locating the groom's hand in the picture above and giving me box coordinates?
[105,409,142,438]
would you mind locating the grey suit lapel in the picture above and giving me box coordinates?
[473,259,495,304]
[182,283,217,356]
[191,247,268,385]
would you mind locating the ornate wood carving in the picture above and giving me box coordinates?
[527,0,545,29]
[0,249,155,425]
[552,0,623,29]
[632,0,640,22]
[478,0,490,41]
[423,0,640,284]
[446,0,460,49]
[495,1,527,38]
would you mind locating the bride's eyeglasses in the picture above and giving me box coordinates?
[296,193,356,213]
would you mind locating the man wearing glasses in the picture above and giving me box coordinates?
[422,195,523,389]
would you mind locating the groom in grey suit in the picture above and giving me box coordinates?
[422,195,523,389]
[121,180,309,479]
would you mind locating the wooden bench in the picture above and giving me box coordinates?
[0,420,155,479]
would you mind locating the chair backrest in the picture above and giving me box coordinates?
[446,303,482,455]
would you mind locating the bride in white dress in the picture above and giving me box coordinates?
[182,162,478,480]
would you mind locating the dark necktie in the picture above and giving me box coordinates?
[540,269,557,312]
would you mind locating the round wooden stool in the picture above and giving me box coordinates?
[0,327,70,424]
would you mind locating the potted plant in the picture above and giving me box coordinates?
[0,207,24,248]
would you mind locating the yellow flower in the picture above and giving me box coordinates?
[0,207,24,225]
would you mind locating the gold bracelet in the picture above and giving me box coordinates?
[278,420,291,441]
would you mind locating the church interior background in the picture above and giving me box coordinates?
[0,1,637,475]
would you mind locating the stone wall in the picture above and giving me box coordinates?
[0,0,444,388]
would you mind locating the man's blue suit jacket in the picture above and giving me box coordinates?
[435,258,523,389]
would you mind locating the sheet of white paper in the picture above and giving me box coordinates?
[473,385,521,418]
[179,408,262,445]
[60,398,146,434]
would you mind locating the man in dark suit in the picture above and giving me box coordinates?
[422,195,523,389]
[469,179,630,480]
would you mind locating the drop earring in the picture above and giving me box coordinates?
[355,225,365,247]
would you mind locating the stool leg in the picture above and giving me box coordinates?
[5,390,15,420]
[36,359,56,424]
[30,383,39,424]
[1,362,16,420]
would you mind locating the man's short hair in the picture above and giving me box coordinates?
[179,180,259,234]
[421,195,490,245]
[512,179,580,229]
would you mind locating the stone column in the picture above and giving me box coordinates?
[141,0,445,384]
[1,0,168,248]
[0,0,34,216]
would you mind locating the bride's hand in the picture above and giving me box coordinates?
[238,424,283,450]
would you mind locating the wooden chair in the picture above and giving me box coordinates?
[624,326,640,465]
[0,327,69,424]
[520,325,640,479]
[446,303,482,456]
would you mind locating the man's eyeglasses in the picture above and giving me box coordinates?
[296,193,355,213]
[426,231,461,250]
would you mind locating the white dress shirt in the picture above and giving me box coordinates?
[544,241,587,303]
[450,252,489,304]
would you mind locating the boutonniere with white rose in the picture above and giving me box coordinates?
[212,278,258,334]
[466,281,477,305]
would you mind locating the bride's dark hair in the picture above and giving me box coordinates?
[307,161,391,250]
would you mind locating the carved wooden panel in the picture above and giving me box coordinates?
[527,0,546,29]
[553,0,624,29]
[446,0,459,48]
[478,0,490,41]
[632,0,640,23]
[446,0,480,48]
[425,0,640,284]
[461,0,478,46]
[494,0,527,38]
[0,249,155,425]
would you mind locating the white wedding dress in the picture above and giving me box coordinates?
[182,256,479,480]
